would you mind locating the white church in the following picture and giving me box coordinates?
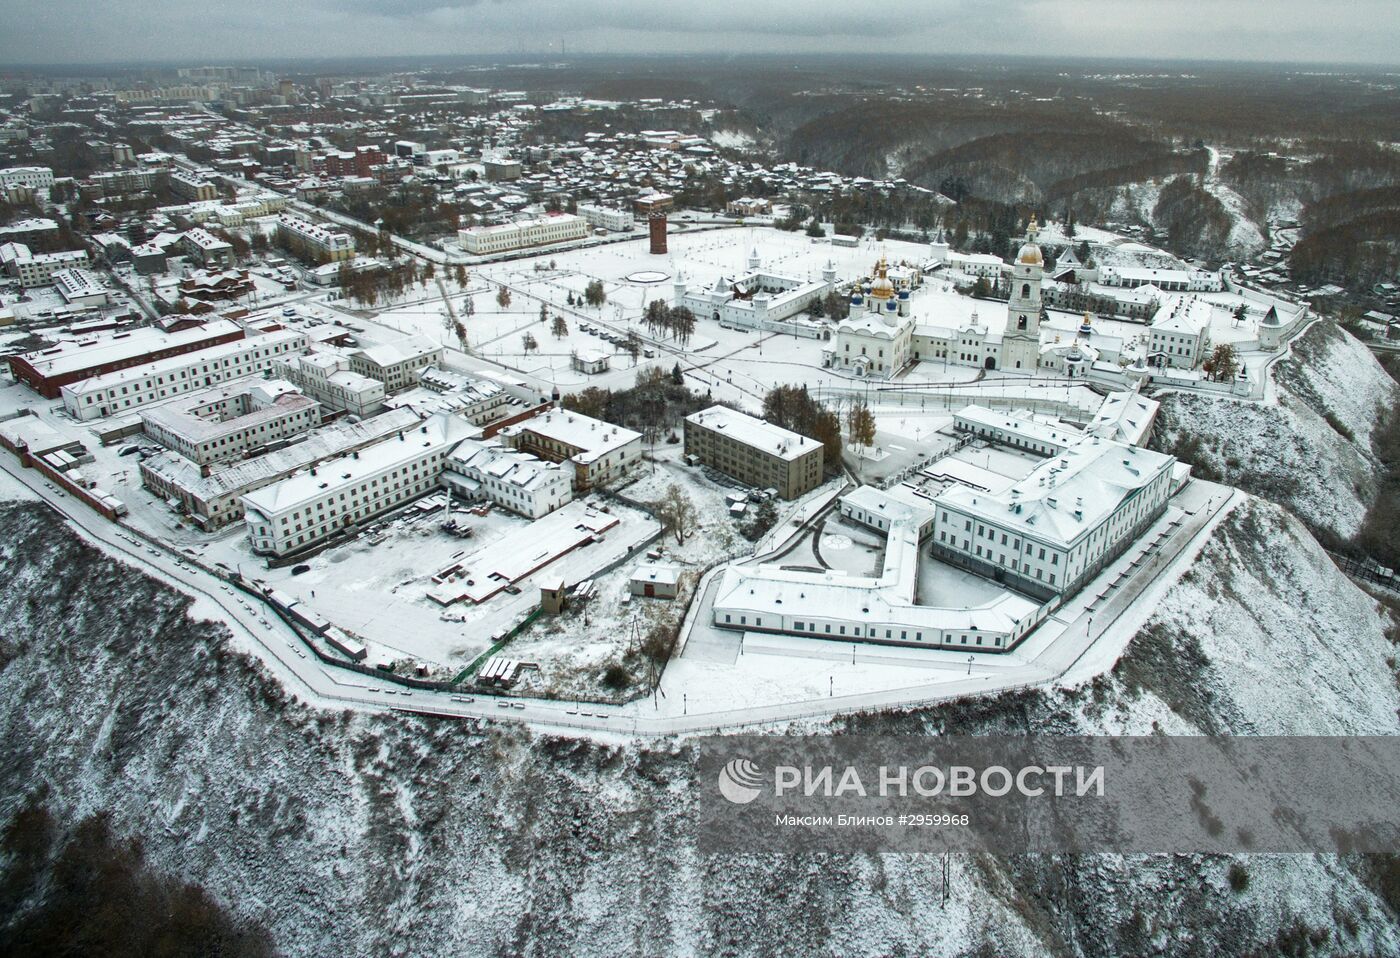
[825,218,1059,379]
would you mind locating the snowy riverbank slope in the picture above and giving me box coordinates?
[1153,320,1400,541]
[0,491,1396,956]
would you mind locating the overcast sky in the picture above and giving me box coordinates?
[2,0,1398,67]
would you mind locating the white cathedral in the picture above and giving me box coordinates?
[825,218,1055,378]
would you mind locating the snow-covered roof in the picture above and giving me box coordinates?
[63,329,304,397]
[714,516,1039,635]
[243,413,475,517]
[139,377,316,445]
[936,437,1175,548]
[141,407,422,502]
[954,405,1083,451]
[447,437,569,494]
[685,405,815,462]
[18,319,241,380]
[1085,390,1160,448]
[503,408,640,464]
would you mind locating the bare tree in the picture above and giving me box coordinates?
[654,483,699,545]
[522,331,538,355]
[496,285,512,309]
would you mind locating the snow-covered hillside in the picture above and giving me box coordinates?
[1154,320,1400,541]
[1,485,1398,956]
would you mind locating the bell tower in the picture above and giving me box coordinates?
[1001,217,1045,372]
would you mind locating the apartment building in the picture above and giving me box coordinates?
[442,437,573,519]
[88,168,165,197]
[501,407,642,490]
[0,243,89,288]
[139,379,319,465]
[683,405,824,499]
[276,213,354,263]
[243,413,476,556]
[179,228,235,268]
[457,213,587,255]
[62,329,307,420]
[577,204,634,232]
[169,169,220,201]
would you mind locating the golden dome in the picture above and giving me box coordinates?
[869,257,895,298]
[1016,215,1043,265]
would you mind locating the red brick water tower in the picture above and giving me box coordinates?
[633,191,674,255]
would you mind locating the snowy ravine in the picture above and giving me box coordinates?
[1154,319,1400,542]
[1,494,1398,957]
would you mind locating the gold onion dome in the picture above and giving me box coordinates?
[869,258,895,299]
[1016,215,1043,265]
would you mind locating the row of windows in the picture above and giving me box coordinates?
[722,613,1006,647]
[80,342,298,403]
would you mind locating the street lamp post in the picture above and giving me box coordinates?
[967,655,974,675]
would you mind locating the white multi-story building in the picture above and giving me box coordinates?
[1099,266,1223,293]
[442,437,573,519]
[501,407,642,490]
[62,329,307,421]
[952,405,1083,458]
[243,413,477,556]
[273,352,385,417]
[139,379,319,465]
[577,204,634,232]
[0,243,89,288]
[349,336,443,392]
[930,437,1176,598]
[458,213,587,255]
[276,213,355,262]
[0,166,54,191]
[1148,295,1214,369]
[140,407,421,530]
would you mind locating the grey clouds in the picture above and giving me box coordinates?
[1,0,1397,66]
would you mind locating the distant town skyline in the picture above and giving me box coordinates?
[2,0,1398,68]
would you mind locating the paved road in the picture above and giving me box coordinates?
[0,450,1236,738]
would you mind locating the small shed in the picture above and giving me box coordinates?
[539,576,567,614]
[571,349,610,375]
[628,564,681,599]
